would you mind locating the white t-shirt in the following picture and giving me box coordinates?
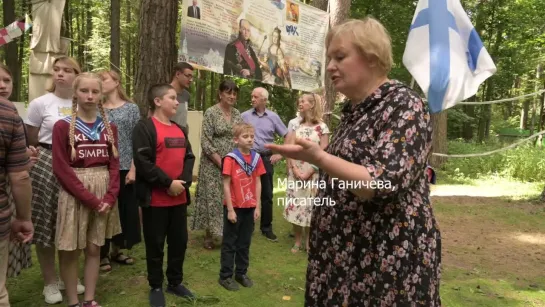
[25,93,73,144]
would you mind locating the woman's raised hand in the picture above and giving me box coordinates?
[265,137,326,168]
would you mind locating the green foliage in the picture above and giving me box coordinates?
[446,107,477,139]
[87,1,110,71]
[441,139,545,182]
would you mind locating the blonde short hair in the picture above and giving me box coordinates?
[46,56,82,92]
[300,93,324,125]
[233,122,255,138]
[326,17,393,76]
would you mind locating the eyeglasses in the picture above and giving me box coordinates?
[183,73,194,80]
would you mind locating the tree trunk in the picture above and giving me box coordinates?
[85,0,93,70]
[521,99,530,129]
[462,104,475,140]
[124,0,132,94]
[540,77,545,131]
[17,0,26,101]
[531,64,541,136]
[110,0,121,73]
[209,72,215,110]
[429,112,448,167]
[77,6,83,66]
[2,0,20,101]
[311,0,351,128]
[133,0,178,117]
[62,0,71,38]
[200,71,207,111]
[196,70,206,111]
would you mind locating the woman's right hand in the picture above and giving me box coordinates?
[266,138,326,167]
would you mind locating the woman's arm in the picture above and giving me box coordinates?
[126,104,141,184]
[180,126,195,188]
[267,97,430,201]
[25,125,39,147]
[25,98,44,146]
[103,124,121,207]
[200,109,222,167]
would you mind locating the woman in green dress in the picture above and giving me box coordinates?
[191,80,243,249]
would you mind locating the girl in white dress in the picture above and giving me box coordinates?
[283,93,330,253]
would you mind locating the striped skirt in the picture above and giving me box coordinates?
[55,166,121,251]
[30,147,60,248]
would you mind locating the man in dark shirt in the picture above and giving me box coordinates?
[170,62,194,134]
[0,98,33,306]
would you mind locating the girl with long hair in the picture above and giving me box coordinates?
[97,70,141,272]
[52,72,121,307]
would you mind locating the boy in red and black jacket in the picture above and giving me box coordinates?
[132,84,195,307]
[218,123,266,291]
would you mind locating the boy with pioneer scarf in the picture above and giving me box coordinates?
[218,123,265,291]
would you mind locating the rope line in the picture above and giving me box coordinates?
[431,129,545,158]
[322,90,545,120]
[107,60,133,82]
[457,90,545,105]
[323,114,545,158]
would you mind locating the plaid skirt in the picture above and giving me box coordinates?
[6,182,32,278]
[30,147,60,248]
[55,166,121,251]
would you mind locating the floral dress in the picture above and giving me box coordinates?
[191,104,242,236]
[283,121,329,227]
[305,80,441,306]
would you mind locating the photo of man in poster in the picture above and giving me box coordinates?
[223,19,263,80]
[187,0,201,19]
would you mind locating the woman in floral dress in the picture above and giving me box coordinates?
[284,93,329,253]
[267,17,441,306]
[192,80,243,249]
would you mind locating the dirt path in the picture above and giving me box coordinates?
[432,191,545,283]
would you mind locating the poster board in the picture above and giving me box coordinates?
[179,0,329,93]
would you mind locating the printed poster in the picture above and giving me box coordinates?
[179,0,329,93]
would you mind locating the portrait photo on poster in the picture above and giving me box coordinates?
[286,1,299,23]
[187,0,201,19]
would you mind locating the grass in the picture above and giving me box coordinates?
[6,176,545,306]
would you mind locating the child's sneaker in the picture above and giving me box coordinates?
[235,274,254,288]
[58,278,85,294]
[218,278,239,291]
[149,288,166,307]
[166,283,195,299]
[42,283,63,304]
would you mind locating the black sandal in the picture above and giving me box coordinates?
[99,257,112,272]
[112,252,134,265]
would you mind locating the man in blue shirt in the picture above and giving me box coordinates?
[241,87,287,241]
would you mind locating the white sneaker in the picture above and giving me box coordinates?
[43,283,63,304]
[58,279,85,295]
